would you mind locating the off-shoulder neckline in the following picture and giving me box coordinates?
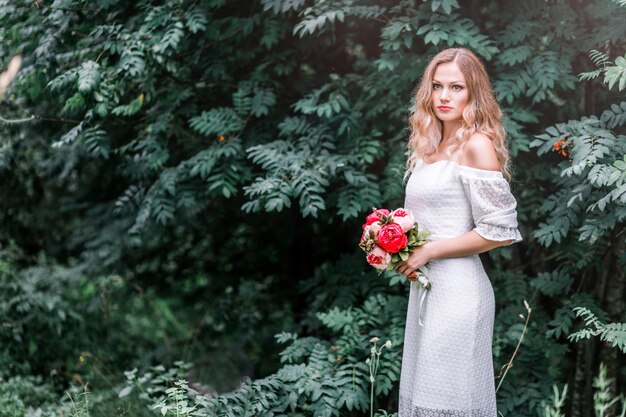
[419,158,504,178]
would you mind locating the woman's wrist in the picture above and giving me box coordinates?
[423,241,440,262]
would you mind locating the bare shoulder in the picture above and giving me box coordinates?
[463,133,500,171]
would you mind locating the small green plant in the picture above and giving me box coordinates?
[152,380,200,417]
[367,336,392,417]
[539,364,625,417]
[540,384,568,417]
[66,387,91,417]
[593,362,625,417]
[0,395,25,417]
[0,375,58,417]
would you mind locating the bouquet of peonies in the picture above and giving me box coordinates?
[359,207,431,290]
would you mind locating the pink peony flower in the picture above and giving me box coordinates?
[392,208,415,233]
[377,223,408,253]
[366,246,391,270]
[369,221,382,234]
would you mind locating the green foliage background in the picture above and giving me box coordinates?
[0,0,624,416]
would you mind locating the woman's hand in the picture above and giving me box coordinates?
[394,242,436,281]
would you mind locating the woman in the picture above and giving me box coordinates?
[396,48,523,416]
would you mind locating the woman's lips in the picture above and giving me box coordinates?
[437,106,453,111]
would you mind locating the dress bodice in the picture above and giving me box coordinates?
[404,159,523,243]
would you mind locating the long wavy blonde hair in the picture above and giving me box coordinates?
[404,48,512,182]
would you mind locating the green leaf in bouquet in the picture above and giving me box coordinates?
[379,212,392,225]
[384,269,405,286]
[399,251,409,261]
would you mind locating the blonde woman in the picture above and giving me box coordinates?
[396,48,523,415]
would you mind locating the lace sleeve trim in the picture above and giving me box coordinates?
[458,168,523,245]
[474,224,523,244]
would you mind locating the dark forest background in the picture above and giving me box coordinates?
[0,0,624,416]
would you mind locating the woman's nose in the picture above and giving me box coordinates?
[440,89,450,101]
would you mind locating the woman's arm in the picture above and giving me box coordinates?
[428,231,512,259]
[395,232,511,280]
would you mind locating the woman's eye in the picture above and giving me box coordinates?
[433,83,462,91]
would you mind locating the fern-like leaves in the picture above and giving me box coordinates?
[568,307,626,353]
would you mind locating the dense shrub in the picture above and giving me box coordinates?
[0,0,624,416]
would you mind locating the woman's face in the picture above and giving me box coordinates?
[431,62,469,124]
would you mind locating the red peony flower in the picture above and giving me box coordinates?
[365,208,390,226]
[376,223,408,253]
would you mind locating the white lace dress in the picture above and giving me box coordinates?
[399,159,523,417]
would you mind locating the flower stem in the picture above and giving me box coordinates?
[496,300,532,393]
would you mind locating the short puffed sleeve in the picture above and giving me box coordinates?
[458,165,523,245]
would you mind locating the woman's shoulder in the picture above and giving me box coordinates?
[461,132,500,172]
